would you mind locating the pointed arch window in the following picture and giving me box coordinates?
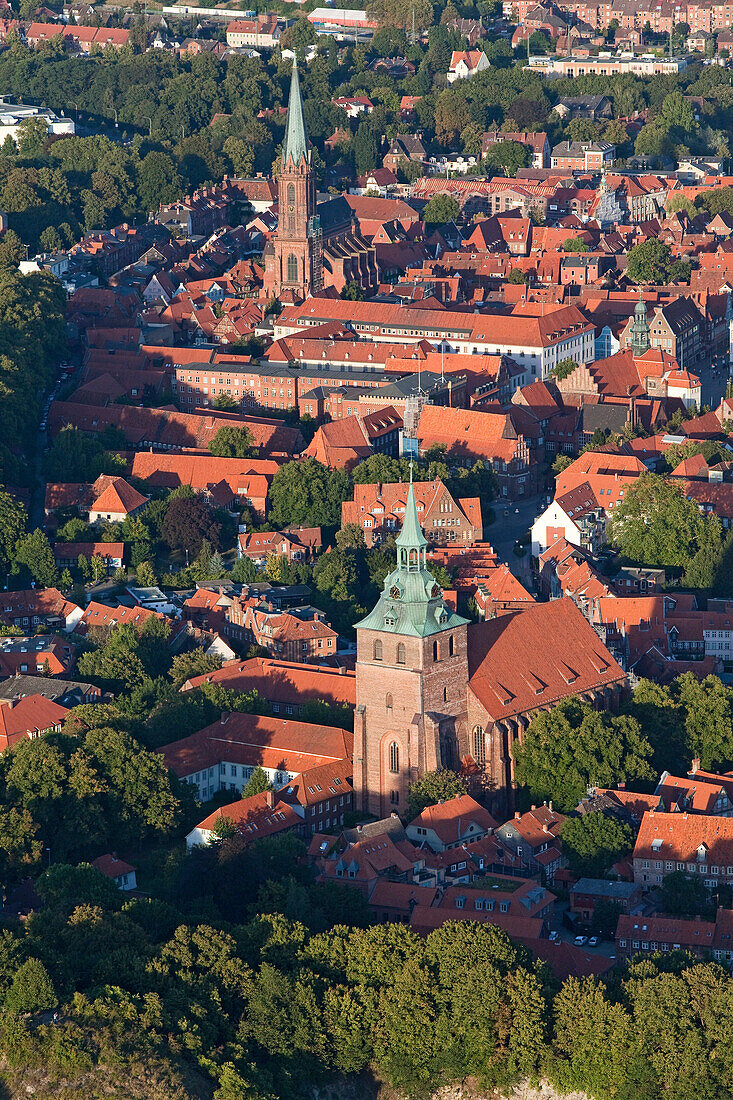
[386,693,393,710]
[373,639,382,661]
[409,548,418,568]
[449,635,454,657]
[286,253,298,283]
[396,643,406,665]
[389,742,399,773]
[473,725,485,766]
[433,639,439,662]
[287,183,295,204]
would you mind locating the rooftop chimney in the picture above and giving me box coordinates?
[514,811,521,820]
[265,790,275,808]
[691,757,700,774]
[548,801,553,812]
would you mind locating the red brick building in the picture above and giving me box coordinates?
[341,478,482,547]
[352,480,626,817]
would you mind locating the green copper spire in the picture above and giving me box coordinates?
[395,465,428,559]
[355,475,469,638]
[282,60,310,168]
[630,291,650,356]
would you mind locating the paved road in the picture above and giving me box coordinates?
[486,494,544,591]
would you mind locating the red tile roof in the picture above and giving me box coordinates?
[635,810,733,866]
[468,599,625,721]
[408,793,497,845]
[90,477,148,516]
[181,656,356,708]
[160,712,352,779]
[91,853,136,879]
[0,694,68,751]
[194,790,301,839]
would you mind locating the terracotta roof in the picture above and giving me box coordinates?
[76,601,160,634]
[635,810,733,866]
[194,790,301,838]
[160,712,352,778]
[0,694,68,751]
[498,804,565,848]
[468,599,625,721]
[368,880,438,911]
[281,758,353,808]
[182,656,356,708]
[91,853,135,879]
[409,906,544,939]
[90,477,148,516]
[408,793,497,845]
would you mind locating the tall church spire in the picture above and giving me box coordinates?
[282,60,310,168]
[355,480,468,638]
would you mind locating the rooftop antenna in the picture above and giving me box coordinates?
[409,458,414,483]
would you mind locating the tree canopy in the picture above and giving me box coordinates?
[608,472,722,570]
[513,698,655,812]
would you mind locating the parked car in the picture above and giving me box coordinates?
[587,936,599,947]
[574,935,587,946]
[548,930,560,942]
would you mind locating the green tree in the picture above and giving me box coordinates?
[135,560,157,587]
[268,459,350,528]
[208,425,254,458]
[242,766,274,798]
[4,958,56,1015]
[552,454,574,475]
[551,357,578,380]
[591,897,623,937]
[169,648,222,690]
[406,769,467,820]
[661,869,712,917]
[608,472,722,569]
[563,236,589,252]
[14,529,57,588]
[213,393,239,411]
[482,140,531,177]
[16,117,48,158]
[561,812,634,878]
[513,698,655,812]
[421,194,460,227]
[0,490,26,574]
[626,237,687,285]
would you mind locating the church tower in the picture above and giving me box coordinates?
[263,61,322,302]
[630,293,651,357]
[353,477,470,818]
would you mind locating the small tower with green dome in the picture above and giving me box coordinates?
[630,292,651,357]
[353,472,470,817]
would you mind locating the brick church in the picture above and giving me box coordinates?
[353,480,627,817]
[263,62,378,302]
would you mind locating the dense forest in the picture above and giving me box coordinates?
[1,838,732,1100]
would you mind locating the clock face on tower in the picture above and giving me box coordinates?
[389,584,401,600]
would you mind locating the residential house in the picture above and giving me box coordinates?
[447,49,490,83]
[495,803,566,880]
[91,854,137,891]
[186,789,303,848]
[406,793,497,851]
[0,694,68,752]
[88,477,148,525]
[160,711,352,803]
[342,478,482,547]
[632,809,733,888]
